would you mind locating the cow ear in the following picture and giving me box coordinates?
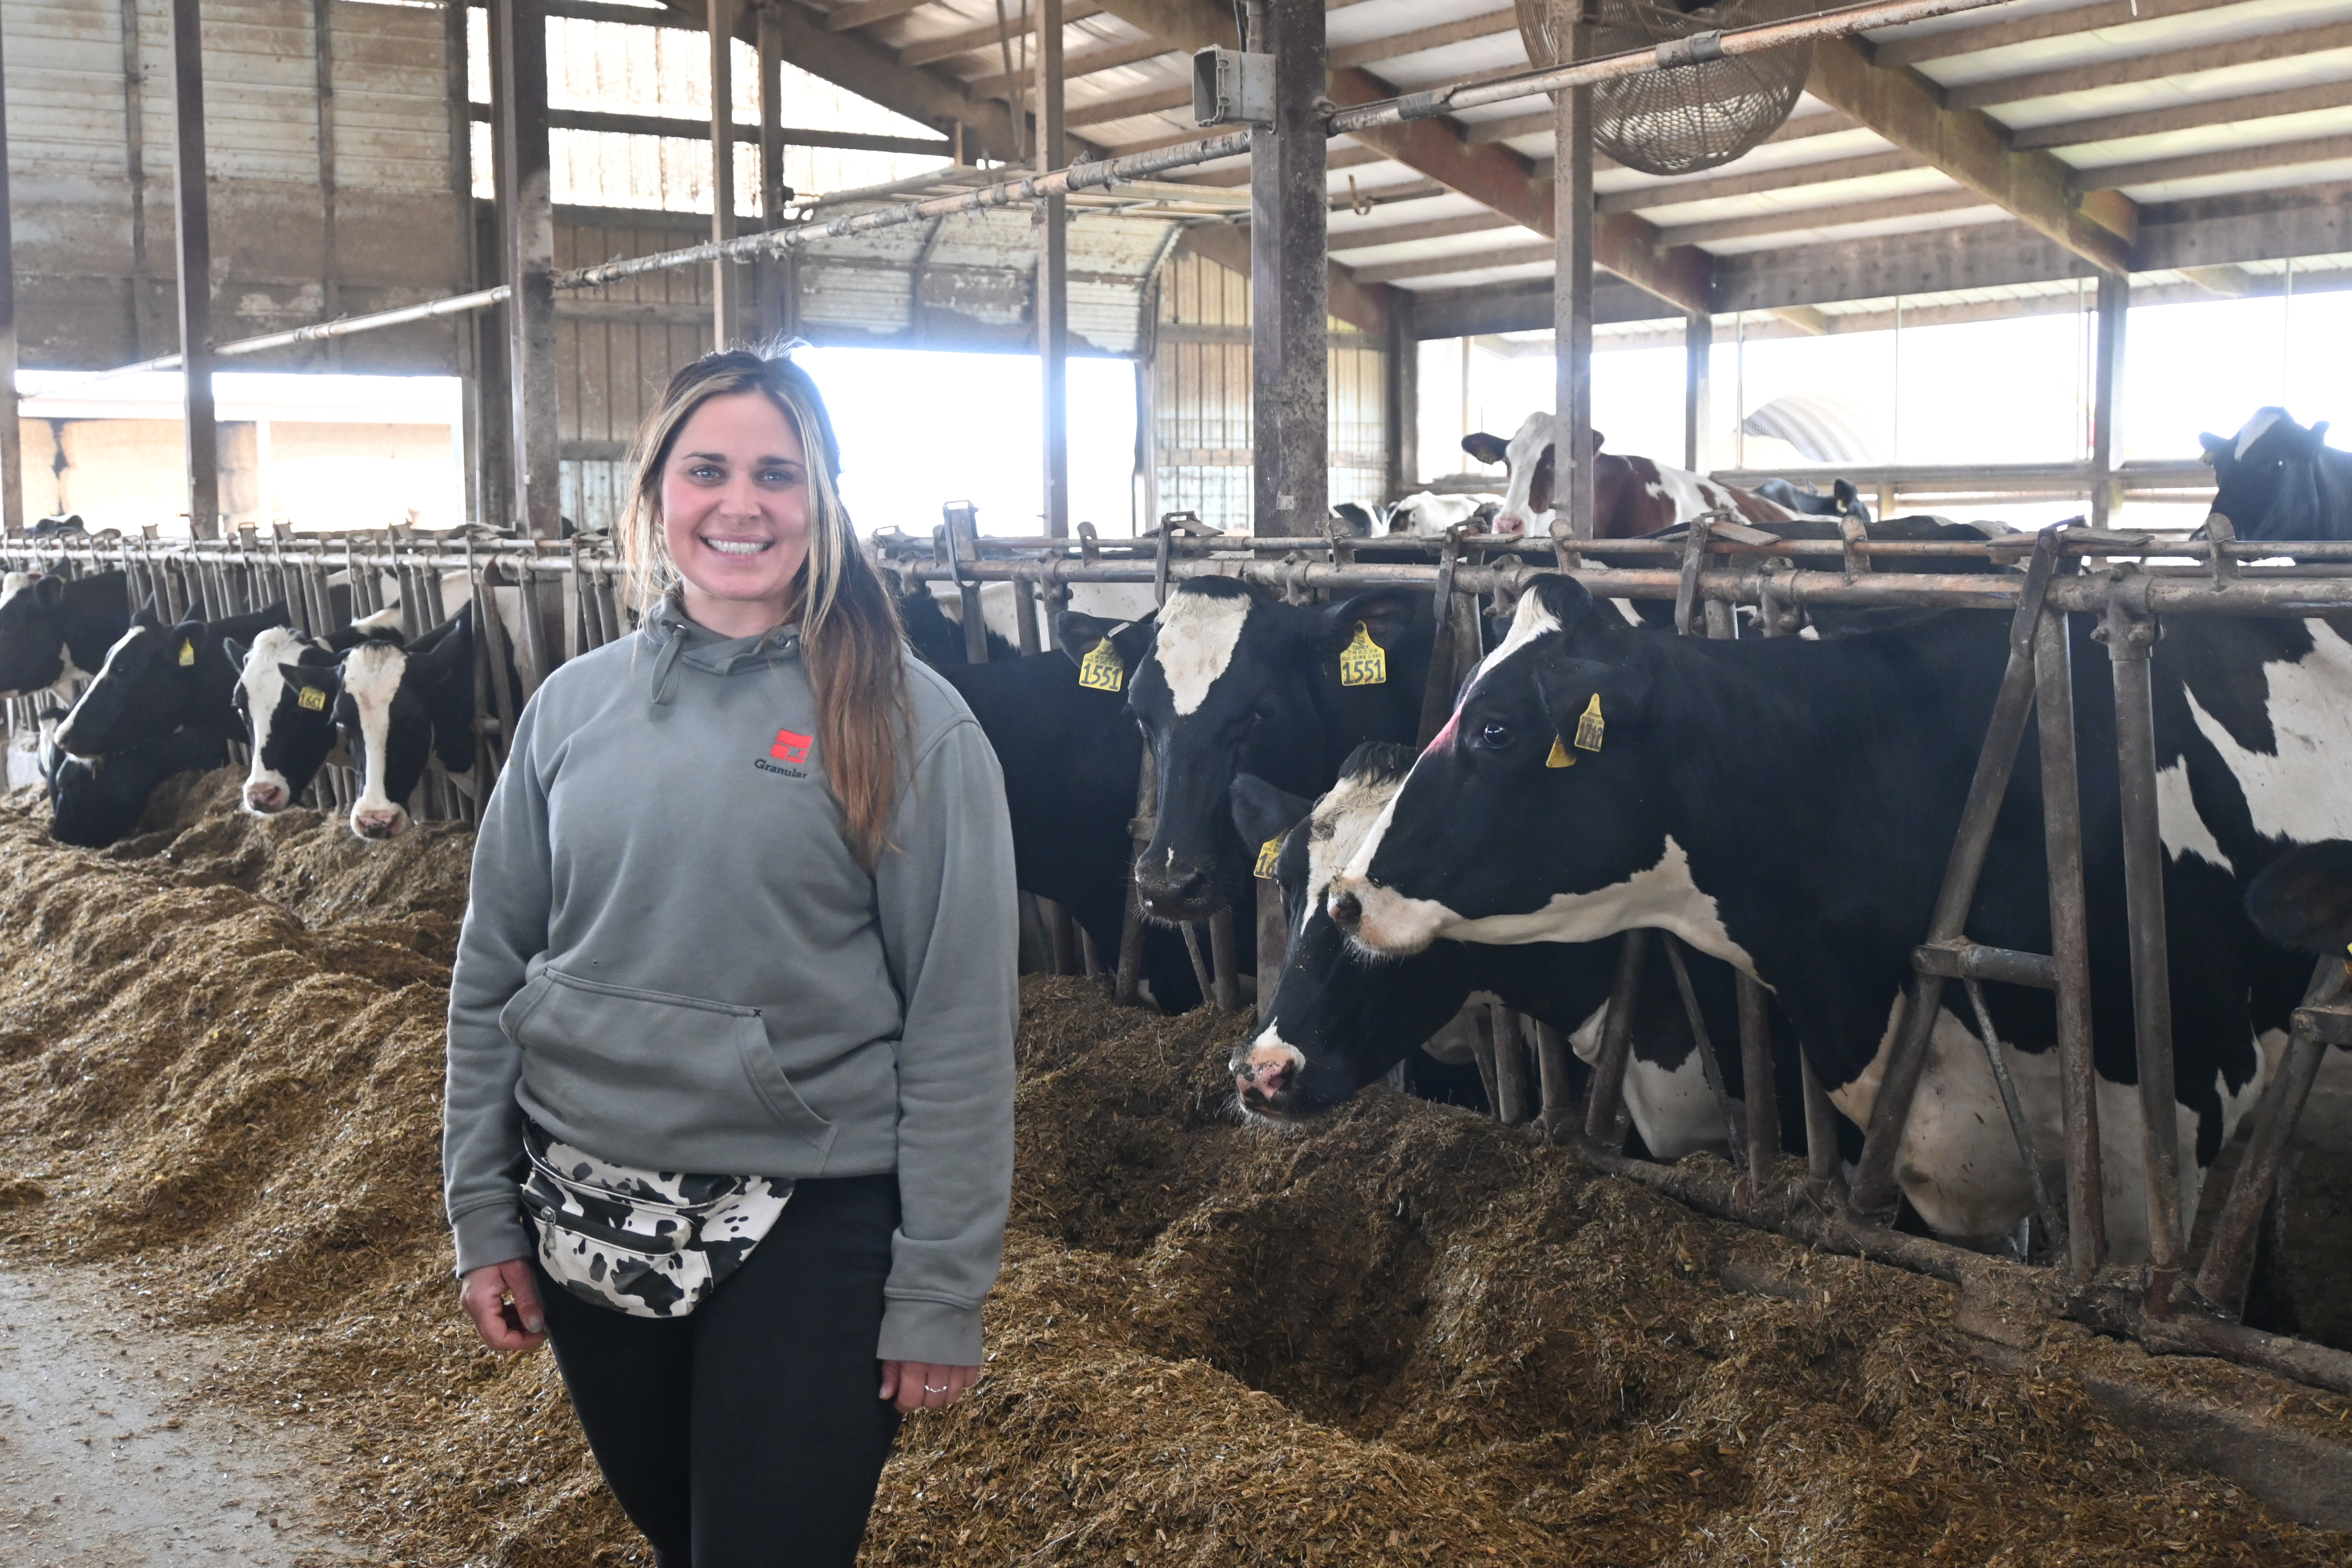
[1461,431,1507,467]
[221,636,249,670]
[1230,773,1311,857]
[34,575,67,609]
[1533,653,1651,753]
[1590,429,1607,455]
[2297,420,2328,452]
[1321,587,1419,658]
[1055,611,1121,667]
[2198,431,2228,465]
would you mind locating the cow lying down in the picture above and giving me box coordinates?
[1226,741,1814,1162]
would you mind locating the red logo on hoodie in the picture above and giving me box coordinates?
[770,729,812,766]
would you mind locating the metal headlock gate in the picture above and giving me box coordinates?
[871,515,2352,1401]
[1,530,629,825]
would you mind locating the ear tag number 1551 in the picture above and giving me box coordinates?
[1338,622,1386,687]
[1077,638,1124,693]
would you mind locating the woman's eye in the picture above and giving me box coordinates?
[1479,721,1514,748]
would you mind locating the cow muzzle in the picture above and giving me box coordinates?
[1492,513,1530,538]
[1231,1040,1306,1116]
[351,804,410,840]
[1134,859,1219,923]
[243,778,289,814]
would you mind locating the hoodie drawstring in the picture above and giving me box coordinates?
[650,626,687,707]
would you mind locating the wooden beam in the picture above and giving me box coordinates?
[1352,242,1553,284]
[900,3,1103,68]
[2012,78,2352,154]
[1945,19,2352,112]
[1804,37,2132,271]
[168,0,220,539]
[1255,0,1330,538]
[825,0,937,32]
[1869,0,2207,70]
[1657,186,1989,247]
[708,0,737,345]
[1327,11,1516,70]
[1330,209,1518,252]
[1066,84,1192,129]
[494,0,561,540]
[969,36,1166,100]
[1597,149,1922,214]
[464,101,950,154]
[2071,132,2352,195]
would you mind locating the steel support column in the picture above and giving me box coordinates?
[168,0,220,539]
[1552,3,1596,539]
[1038,0,1070,540]
[1684,311,1711,475]
[313,0,340,347]
[2034,595,2106,1279]
[1251,0,1328,538]
[494,0,562,539]
[2089,270,2127,527]
[445,0,487,527]
[0,19,21,535]
[709,0,739,346]
[757,3,789,340]
[1386,290,1417,498]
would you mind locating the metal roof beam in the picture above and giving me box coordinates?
[1944,18,2352,111]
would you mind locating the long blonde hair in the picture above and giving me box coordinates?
[620,349,909,867]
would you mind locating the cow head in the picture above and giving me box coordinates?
[333,628,468,840]
[2201,407,2332,541]
[53,609,186,759]
[1328,575,1711,963]
[228,626,341,813]
[1461,416,1618,538]
[0,573,72,698]
[1125,579,1421,923]
[1228,744,1492,1120]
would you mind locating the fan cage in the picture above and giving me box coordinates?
[1515,0,1812,179]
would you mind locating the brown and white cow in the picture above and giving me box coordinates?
[1462,412,1794,538]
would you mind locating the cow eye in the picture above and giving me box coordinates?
[1479,721,1514,749]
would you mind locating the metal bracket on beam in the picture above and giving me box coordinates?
[1193,48,1275,126]
[1655,30,1725,69]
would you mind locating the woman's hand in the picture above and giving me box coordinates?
[880,1360,979,1413]
[460,1259,548,1352]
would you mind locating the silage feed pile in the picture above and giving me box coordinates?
[0,775,2347,1567]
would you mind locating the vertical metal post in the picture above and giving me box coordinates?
[1490,1002,1530,1125]
[0,19,21,537]
[708,0,738,347]
[2089,270,2127,528]
[1386,292,1416,500]
[1535,1018,1573,1141]
[1683,311,1711,475]
[1737,972,1777,1198]
[1798,1054,1840,1188]
[1251,0,1328,538]
[1036,0,1069,540]
[2034,594,2106,1279]
[756,3,787,341]
[1583,929,1649,1147]
[1552,1,1595,540]
[445,0,486,527]
[494,0,561,539]
[168,0,220,540]
[312,0,340,347]
[1207,908,1241,1013]
[2101,578,2186,1301]
[122,0,151,360]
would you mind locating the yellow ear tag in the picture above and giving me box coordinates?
[1077,637,1124,693]
[1574,692,1606,753]
[178,640,195,667]
[1254,837,1283,879]
[1546,734,1574,768]
[298,685,327,711]
[1338,621,1387,687]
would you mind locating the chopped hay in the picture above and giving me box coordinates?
[0,776,2346,1565]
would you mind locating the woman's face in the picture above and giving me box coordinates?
[660,390,814,635]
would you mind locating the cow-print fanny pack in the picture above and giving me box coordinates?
[520,1119,793,1319]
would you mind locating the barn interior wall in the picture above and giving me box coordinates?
[6,0,467,374]
[1149,251,1385,535]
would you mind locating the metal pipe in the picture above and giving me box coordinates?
[1208,908,1241,1013]
[1738,972,1777,1201]
[2193,999,2331,1316]
[1799,1052,1840,1190]
[1490,1002,1530,1125]
[2035,595,2106,1279]
[1848,531,2063,1221]
[2101,576,2187,1304]
[1038,0,1070,544]
[167,0,220,540]
[1961,976,2063,1251]
[1663,934,1746,1155]
[1582,929,1648,1149]
[1535,1017,1573,1143]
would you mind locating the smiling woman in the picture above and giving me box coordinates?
[443,347,1020,1568]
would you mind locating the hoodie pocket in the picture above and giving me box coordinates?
[503,969,835,1161]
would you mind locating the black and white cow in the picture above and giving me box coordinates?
[0,569,133,700]
[1126,577,1434,923]
[52,602,292,759]
[38,706,232,850]
[1753,477,1871,524]
[2199,408,2352,542]
[1229,743,1808,1155]
[223,610,406,813]
[937,618,1209,1013]
[282,608,477,840]
[1331,575,2351,1258]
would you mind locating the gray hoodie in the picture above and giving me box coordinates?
[443,595,1019,1365]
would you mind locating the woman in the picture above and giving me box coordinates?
[442,348,1019,1567]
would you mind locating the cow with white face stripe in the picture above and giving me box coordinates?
[279,607,477,839]
[1126,578,1433,924]
[223,609,408,813]
[0,570,134,700]
[1230,743,1807,1154]
[2199,407,2352,542]
[1331,574,2351,1257]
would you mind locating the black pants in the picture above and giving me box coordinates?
[535,1173,904,1568]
